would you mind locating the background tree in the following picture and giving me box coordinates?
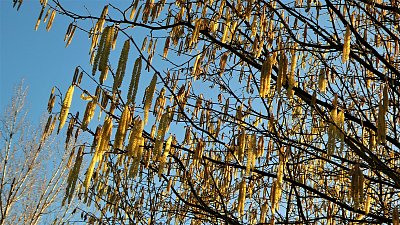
[0,83,76,225]
[13,0,400,224]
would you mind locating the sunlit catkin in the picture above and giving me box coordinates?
[92,26,109,75]
[58,84,75,133]
[143,73,157,125]
[350,164,364,210]
[342,25,351,62]
[113,39,130,93]
[127,117,144,157]
[237,179,246,218]
[277,53,287,94]
[318,68,327,93]
[127,57,142,104]
[113,105,132,150]
[260,54,274,98]
[35,6,45,31]
[81,99,97,130]
[99,26,114,84]
[46,10,56,31]
[158,135,172,176]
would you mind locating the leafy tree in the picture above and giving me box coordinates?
[13,0,400,224]
[0,83,76,225]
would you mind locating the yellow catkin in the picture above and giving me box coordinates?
[65,24,76,47]
[237,179,246,217]
[163,36,170,58]
[81,99,97,130]
[219,52,229,76]
[35,6,45,31]
[127,117,144,157]
[99,26,114,84]
[342,25,351,62]
[350,164,364,210]
[96,5,109,33]
[127,57,142,104]
[92,26,109,75]
[143,73,157,125]
[377,100,387,144]
[318,68,327,93]
[260,54,274,98]
[98,116,113,157]
[158,135,173,176]
[287,43,297,98]
[129,0,140,20]
[153,110,171,157]
[277,53,287,94]
[64,145,84,205]
[46,10,56,31]
[58,85,75,133]
[113,39,130,92]
[113,105,132,150]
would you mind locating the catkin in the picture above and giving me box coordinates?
[98,116,113,157]
[81,99,97,130]
[158,135,173,176]
[113,39,130,93]
[287,43,297,99]
[64,145,84,205]
[127,117,144,157]
[153,110,171,157]
[163,36,170,58]
[99,26,114,84]
[127,57,142,104]
[58,85,75,133]
[143,73,157,125]
[92,26,109,75]
[46,10,56,31]
[35,6,45,31]
[260,54,274,98]
[219,52,229,76]
[342,25,351,62]
[318,68,327,93]
[113,105,132,150]
[129,0,140,20]
[237,179,246,217]
[277,53,287,94]
[350,164,364,210]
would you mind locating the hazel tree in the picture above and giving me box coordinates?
[13,0,400,224]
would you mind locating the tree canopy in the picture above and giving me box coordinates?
[14,0,400,224]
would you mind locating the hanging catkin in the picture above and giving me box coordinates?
[143,73,157,125]
[99,26,114,84]
[260,54,274,98]
[127,117,144,157]
[377,84,388,144]
[127,57,142,104]
[113,39,130,93]
[113,105,132,150]
[342,25,351,62]
[237,178,246,218]
[350,164,364,210]
[58,84,75,133]
[81,98,97,130]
